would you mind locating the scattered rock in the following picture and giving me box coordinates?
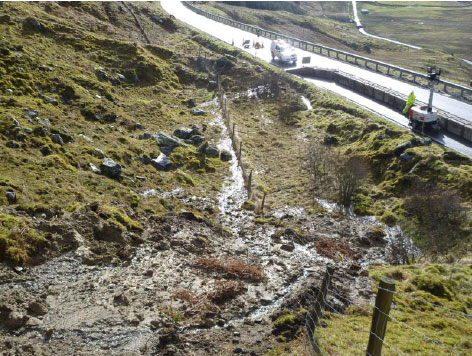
[23,17,43,32]
[136,176,146,181]
[205,146,219,158]
[280,243,295,252]
[23,127,33,134]
[50,134,64,145]
[28,301,48,316]
[188,135,205,145]
[182,98,196,108]
[16,133,27,141]
[191,108,206,116]
[6,191,16,204]
[78,134,93,142]
[394,142,412,156]
[399,152,413,162]
[191,124,201,136]
[152,132,182,155]
[117,73,126,81]
[151,153,171,171]
[150,14,163,24]
[324,135,338,145]
[4,311,29,330]
[89,163,101,174]
[220,150,232,162]
[94,148,105,159]
[39,93,58,105]
[138,132,151,140]
[173,127,193,140]
[113,292,130,306]
[6,141,19,149]
[33,126,49,137]
[208,80,217,89]
[100,158,121,178]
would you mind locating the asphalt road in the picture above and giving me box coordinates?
[161,1,472,156]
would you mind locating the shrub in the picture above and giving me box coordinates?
[194,257,264,282]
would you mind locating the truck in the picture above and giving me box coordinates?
[407,67,442,132]
[270,40,297,64]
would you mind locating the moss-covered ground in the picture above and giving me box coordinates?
[0,2,235,264]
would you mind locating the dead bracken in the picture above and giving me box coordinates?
[194,257,264,282]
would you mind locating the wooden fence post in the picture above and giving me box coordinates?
[248,169,253,196]
[232,123,236,139]
[366,277,395,356]
[238,141,242,159]
[260,191,267,215]
[313,265,335,327]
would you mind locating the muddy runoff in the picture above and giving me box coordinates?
[0,100,410,355]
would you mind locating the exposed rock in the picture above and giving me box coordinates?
[151,153,171,171]
[182,98,196,108]
[208,80,217,89]
[93,220,125,243]
[136,176,146,181]
[138,132,151,140]
[113,292,130,306]
[16,133,27,141]
[37,118,51,127]
[399,152,413,162]
[191,124,201,136]
[6,191,16,204]
[394,142,412,156]
[50,134,64,145]
[280,243,295,252]
[117,73,126,80]
[39,94,58,105]
[150,14,163,24]
[6,141,19,149]
[23,17,43,32]
[23,127,33,134]
[33,126,49,137]
[220,150,232,162]
[205,146,220,158]
[4,311,29,330]
[28,301,48,316]
[94,148,105,159]
[191,108,206,116]
[100,158,121,178]
[95,67,109,81]
[323,135,338,145]
[188,135,204,145]
[215,56,234,72]
[89,163,101,174]
[173,127,193,140]
[152,132,182,155]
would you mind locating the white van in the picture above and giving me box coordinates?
[270,40,297,64]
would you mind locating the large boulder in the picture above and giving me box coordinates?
[205,146,220,158]
[23,17,43,32]
[100,158,121,178]
[152,132,182,155]
[151,153,171,171]
[173,128,193,140]
[220,150,232,162]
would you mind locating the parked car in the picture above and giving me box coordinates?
[270,40,297,64]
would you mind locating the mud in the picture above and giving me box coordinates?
[0,101,395,356]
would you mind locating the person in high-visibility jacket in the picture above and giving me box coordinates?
[403,91,416,114]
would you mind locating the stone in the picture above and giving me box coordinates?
[16,133,27,141]
[135,122,144,130]
[95,67,109,81]
[215,56,234,72]
[280,243,295,252]
[138,132,151,140]
[151,14,163,24]
[23,127,33,134]
[205,146,219,158]
[28,301,48,316]
[220,150,232,162]
[151,153,171,171]
[117,73,126,80]
[189,135,204,145]
[191,124,201,136]
[323,135,338,145]
[37,118,51,127]
[393,142,412,156]
[78,134,93,142]
[6,141,19,149]
[89,163,101,174]
[50,134,64,145]
[100,158,121,178]
[136,176,146,181]
[23,17,43,32]
[182,98,196,108]
[5,311,29,330]
[399,152,413,162]
[191,108,206,116]
[113,292,130,306]
[208,80,217,89]
[173,127,193,140]
[94,148,105,159]
[140,154,151,165]
[110,78,121,86]
[39,94,58,105]
[6,191,16,204]
[152,132,182,155]
[33,126,49,137]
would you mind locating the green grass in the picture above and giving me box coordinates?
[317,263,472,355]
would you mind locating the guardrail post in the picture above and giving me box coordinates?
[366,277,395,356]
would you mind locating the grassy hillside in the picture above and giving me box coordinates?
[202,1,472,85]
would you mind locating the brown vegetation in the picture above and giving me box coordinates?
[194,257,264,282]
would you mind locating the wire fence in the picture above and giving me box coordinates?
[304,266,470,356]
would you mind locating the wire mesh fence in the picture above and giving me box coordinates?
[304,266,470,356]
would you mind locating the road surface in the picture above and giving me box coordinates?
[161,1,472,156]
